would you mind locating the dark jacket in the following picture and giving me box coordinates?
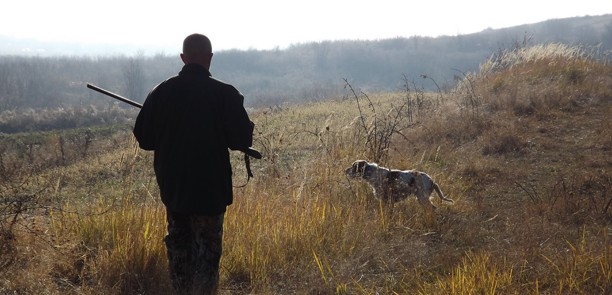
[133,63,254,215]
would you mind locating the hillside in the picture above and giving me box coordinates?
[0,44,611,294]
[0,14,610,114]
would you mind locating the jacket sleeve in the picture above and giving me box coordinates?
[133,89,157,150]
[223,88,254,151]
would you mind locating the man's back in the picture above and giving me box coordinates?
[133,63,254,215]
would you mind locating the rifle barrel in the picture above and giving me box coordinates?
[87,83,143,108]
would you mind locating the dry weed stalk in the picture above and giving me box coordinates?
[343,78,417,164]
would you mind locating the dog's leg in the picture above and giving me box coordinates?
[386,195,396,216]
[416,191,437,211]
[432,182,454,203]
[379,198,395,224]
[377,188,395,219]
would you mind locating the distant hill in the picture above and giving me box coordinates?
[1,14,610,57]
[213,14,611,105]
[0,14,610,108]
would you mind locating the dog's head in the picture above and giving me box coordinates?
[345,160,376,179]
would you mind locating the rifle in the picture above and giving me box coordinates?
[87,83,143,108]
[86,83,262,182]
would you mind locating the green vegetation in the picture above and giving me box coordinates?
[1,43,611,294]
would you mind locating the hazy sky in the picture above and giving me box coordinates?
[1,0,610,53]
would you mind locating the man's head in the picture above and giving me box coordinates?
[181,33,213,69]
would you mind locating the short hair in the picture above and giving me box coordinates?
[182,34,212,58]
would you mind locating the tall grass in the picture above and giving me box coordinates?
[50,199,169,294]
[474,43,612,116]
[539,229,612,294]
[416,251,514,295]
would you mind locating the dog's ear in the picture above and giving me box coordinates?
[361,162,373,178]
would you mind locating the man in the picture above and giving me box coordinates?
[133,33,254,294]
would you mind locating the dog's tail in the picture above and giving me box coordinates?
[433,182,454,203]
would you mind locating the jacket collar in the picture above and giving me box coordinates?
[179,63,212,77]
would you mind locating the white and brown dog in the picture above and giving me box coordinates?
[345,160,454,210]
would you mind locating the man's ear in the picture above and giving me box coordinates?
[205,53,214,68]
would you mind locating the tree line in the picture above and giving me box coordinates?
[0,14,610,111]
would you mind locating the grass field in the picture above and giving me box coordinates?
[1,43,611,294]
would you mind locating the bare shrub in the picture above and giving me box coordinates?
[517,173,612,224]
[401,74,441,123]
[481,133,526,156]
[0,105,137,133]
[452,69,483,118]
[343,79,418,164]
[0,150,51,273]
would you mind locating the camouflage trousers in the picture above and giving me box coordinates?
[165,210,224,295]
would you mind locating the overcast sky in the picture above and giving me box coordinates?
[1,0,610,53]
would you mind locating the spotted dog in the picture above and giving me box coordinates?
[345,160,454,210]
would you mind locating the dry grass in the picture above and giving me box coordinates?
[1,43,611,294]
